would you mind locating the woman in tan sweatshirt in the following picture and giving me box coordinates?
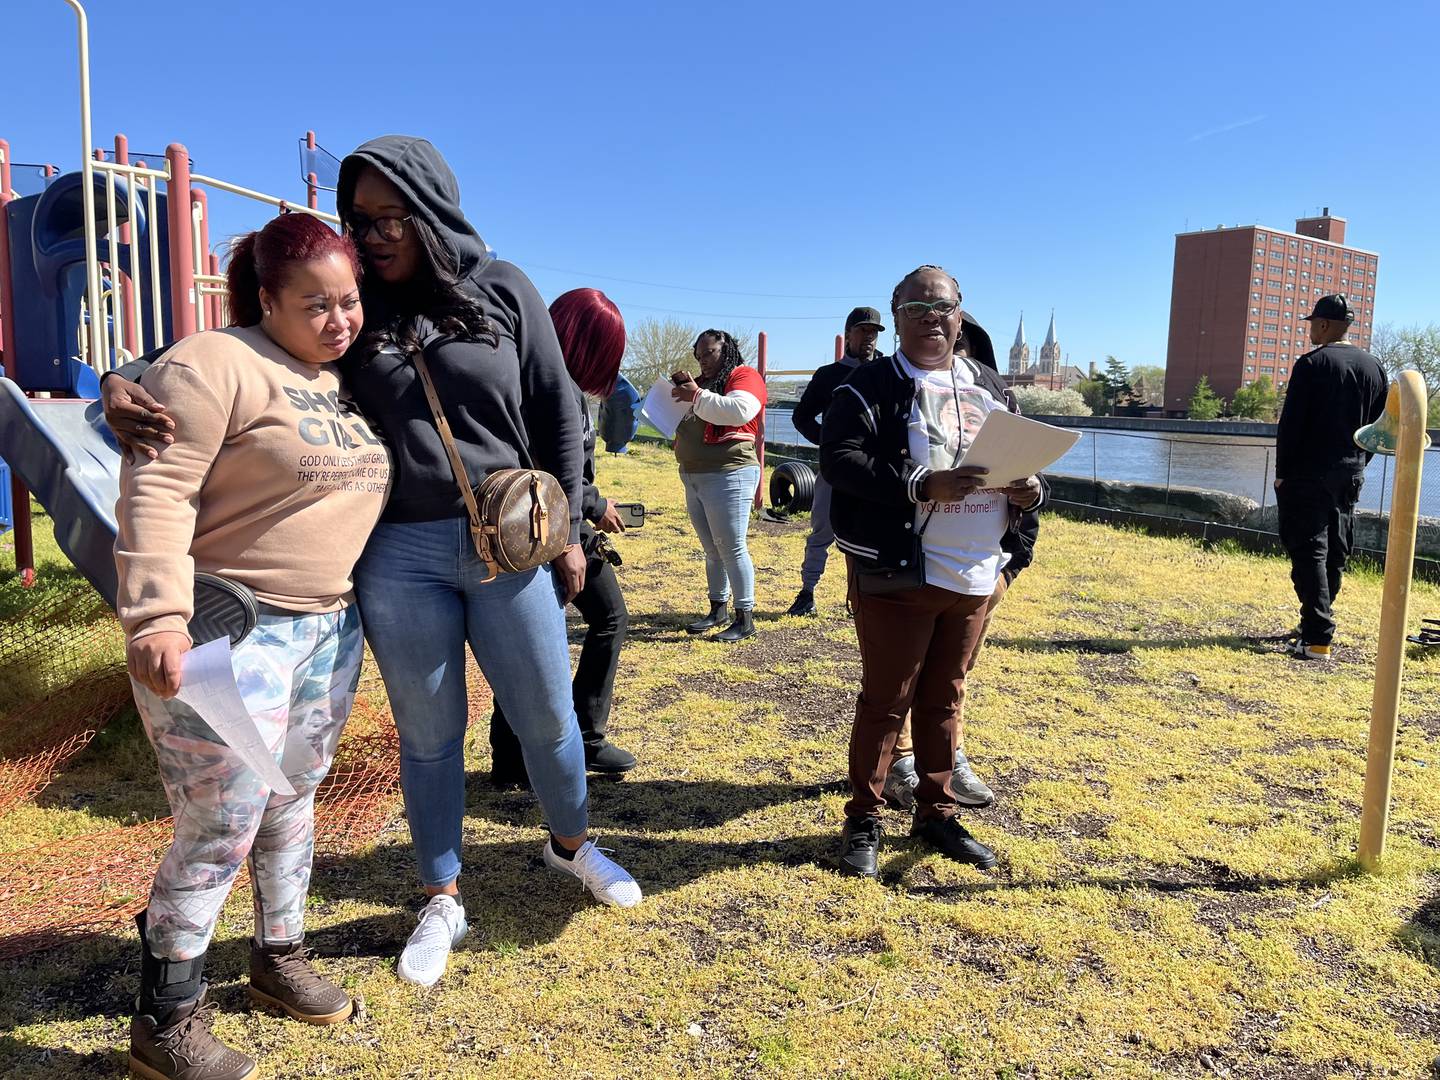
[115,213,389,1080]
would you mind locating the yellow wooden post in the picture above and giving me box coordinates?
[1356,371,1428,870]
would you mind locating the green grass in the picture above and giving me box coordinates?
[4,443,1440,1078]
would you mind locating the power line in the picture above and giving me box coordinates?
[524,261,874,301]
[610,300,846,321]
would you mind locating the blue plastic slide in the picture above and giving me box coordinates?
[0,377,121,605]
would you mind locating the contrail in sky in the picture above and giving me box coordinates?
[1187,115,1267,143]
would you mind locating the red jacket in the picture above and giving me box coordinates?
[702,365,767,444]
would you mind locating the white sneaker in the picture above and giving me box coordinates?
[397,893,468,987]
[542,839,643,908]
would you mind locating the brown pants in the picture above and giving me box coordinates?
[844,560,993,822]
[894,575,1008,756]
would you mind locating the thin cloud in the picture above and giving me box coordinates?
[1187,114,1267,143]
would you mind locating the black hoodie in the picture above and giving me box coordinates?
[336,136,583,543]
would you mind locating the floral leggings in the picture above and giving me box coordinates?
[132,606,363,961]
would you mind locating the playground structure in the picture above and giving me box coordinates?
[0,0,401,959]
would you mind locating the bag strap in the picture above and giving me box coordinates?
[411,351,486,539]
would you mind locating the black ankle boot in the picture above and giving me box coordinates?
[131,912,256,1080]
[135,911,204,1021]
[715,609,755,643]
[685,601,729,635]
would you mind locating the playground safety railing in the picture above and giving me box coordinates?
[72,140,341,373]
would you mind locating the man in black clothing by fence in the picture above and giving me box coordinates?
[1274,293,1388,661]
[784,307,884,616]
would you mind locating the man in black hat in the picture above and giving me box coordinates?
[785,307,886,616]
[1273,294,1388,660]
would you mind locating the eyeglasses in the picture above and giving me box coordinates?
[346,213,413,244]
[897,299,960,320]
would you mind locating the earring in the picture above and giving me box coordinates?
[264,308,272,316]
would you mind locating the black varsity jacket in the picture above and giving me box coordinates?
[818,351,1046,584]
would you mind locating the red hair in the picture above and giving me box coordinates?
[225,212,362,327]
[548,288,626,397]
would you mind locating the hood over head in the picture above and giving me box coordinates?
[337,135,491,281]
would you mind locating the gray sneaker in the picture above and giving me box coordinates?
[951,749,995,808]
[882,754,919,810]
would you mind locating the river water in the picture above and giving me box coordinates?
[764,406,1440,518]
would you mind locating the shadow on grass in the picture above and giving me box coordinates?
[900,856,1366,899]
[465,776,847,831]
[1396,889,1440,970]
[992,634,1273,655]
[620,612,787,644]
[0,1037,119,1078]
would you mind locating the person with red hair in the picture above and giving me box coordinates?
[489,287,638,782]
[113,213,387,1080]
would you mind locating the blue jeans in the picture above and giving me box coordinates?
[354,517,587,887]
[680,465,760,611]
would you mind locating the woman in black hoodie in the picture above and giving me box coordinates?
[102,137,644,991]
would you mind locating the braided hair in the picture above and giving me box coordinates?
[889,264,962,315]
[694,329,746,393]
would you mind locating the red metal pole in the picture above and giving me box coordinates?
[306,130,318,211]
[754,331,767,510]
[114,133,138,354]
[834,333,843,361]
[191,186,210,330]
[166,143,195,341]
[0,138,10,350]
[0,164,36,585]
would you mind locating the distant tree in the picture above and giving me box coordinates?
[1129,364,1166,404]
[1012,386,1092,417]
[1094,355,1134,413]
[622,317,699,390]
[727,327,760,365]
[1074,378,1106,415]
[1229,375,1279,421]
[1372,323,1440,409]
[1187,375,1224,421]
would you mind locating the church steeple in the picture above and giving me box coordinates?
[1007,312,1030,375]
[1038,310,1060,374]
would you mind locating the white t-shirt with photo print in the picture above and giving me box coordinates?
[895,351,1011,596]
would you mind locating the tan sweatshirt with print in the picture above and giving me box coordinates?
[115,326,391,642]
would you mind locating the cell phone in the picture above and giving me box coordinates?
[613,502,646,529]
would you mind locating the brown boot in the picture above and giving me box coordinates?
[129,987,258,1080]
[248,939,352,1025]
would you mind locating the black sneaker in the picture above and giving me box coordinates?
[910,815,997,869]
[838,816,881,878]
[584,739,637,774]
[785,589,817,617]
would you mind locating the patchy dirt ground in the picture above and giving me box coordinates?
[5,444,1440,1078]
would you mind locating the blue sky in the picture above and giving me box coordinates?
[7,0,1437,374]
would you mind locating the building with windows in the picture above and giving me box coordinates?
[1163,210,1378,415]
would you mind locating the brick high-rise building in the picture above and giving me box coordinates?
[1163,210,1378,415]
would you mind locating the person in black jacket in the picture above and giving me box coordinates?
[1273,293,1388,661]
[490,288,637,784]
[99,137,644,992]
[821,265,1043,879]
[785,306,884,616]
[882,327,1045,812]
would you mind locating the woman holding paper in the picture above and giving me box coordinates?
[115,214,386,1080]
[820,264,1043,880]
[669,329,768,642]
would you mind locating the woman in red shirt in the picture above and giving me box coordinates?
[669,330,767,642]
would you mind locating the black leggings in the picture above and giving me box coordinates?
[491,544,628,765]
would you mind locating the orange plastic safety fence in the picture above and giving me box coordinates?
[0,576,469,960]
